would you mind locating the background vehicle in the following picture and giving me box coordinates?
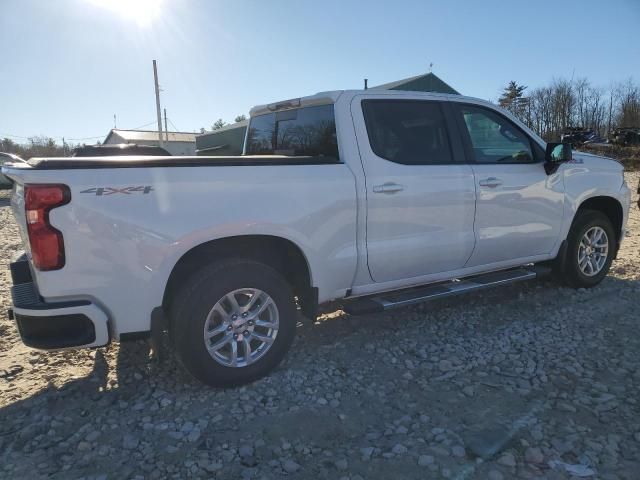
[3,90,631,386]
[0,153,27,189]
[608,127,640,146]
[560,127,605,145]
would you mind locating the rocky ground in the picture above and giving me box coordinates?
[1,172,639,480]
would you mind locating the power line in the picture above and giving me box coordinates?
[2,132,103,142]
[0,132,31,139]
[167,118,179,132]
[66,135,105,141]
[1,120,160,144]
[129,120,158,130]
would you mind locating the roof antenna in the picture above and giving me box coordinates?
[364,78,368,90]
[429,62,434,73]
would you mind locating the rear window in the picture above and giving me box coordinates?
[246,104,339,161]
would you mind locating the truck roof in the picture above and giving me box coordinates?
[249,89,494,117]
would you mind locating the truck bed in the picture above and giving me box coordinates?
[2,156,358,338]
[23,155,340,170]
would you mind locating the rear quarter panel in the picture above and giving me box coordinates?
[5,164,358,336]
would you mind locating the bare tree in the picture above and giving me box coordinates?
[519,76,639,141]
[613,79,640,127]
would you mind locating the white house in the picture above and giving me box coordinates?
[103,129,196,156]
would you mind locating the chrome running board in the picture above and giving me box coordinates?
[343,267,547,315]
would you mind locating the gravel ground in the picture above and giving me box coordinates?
[1,173,639,480]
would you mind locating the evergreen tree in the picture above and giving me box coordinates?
[499,81,529,122]
[212,119,227,130]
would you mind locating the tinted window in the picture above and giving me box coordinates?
[458,105,534,164]
[246,104,339,161]
[362,100,453,165]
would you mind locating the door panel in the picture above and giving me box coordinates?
[366,166,477,281]
[451,102,565,267]
[467,163,564,267]
[352,97,477,283]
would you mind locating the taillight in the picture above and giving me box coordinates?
[24,184,70,271]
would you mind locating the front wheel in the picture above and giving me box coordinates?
[558,210,615,288]
[170,259,297,387]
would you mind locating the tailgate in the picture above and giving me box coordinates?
[3,169,30,256]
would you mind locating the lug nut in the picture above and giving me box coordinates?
[233,333,238,340]
[232,314,238,320]
[248,320,254,326]
[227,325,233,331]
[243,330,249,336]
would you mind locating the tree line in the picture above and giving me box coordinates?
[0,136,78,159]
[498,78,640,141]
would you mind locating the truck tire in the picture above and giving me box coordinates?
[170,259,297,387]
[558,209,615,288]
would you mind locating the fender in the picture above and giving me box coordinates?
[555,159,628,254]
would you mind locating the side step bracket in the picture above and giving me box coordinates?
[343,267,548,316]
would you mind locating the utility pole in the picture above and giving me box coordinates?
[153,60,165,147]
[164,108,169,142]
[364,78,368,90]
[113,114,117,129]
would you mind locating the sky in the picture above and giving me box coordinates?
[1,0,639,144]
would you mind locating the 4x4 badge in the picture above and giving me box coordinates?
[80,186,153,196]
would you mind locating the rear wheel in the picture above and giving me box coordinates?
[170,259,297,387]
[557,210,615,288]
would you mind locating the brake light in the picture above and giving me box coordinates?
[24,184,70,271]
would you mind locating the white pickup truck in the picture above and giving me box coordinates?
[3,90,631,386]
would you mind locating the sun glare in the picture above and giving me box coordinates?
[88,0,164,27]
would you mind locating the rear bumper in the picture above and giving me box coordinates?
[8,255,110,350]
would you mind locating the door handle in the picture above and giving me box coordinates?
[478,177,503,188]
[373,182,405,194]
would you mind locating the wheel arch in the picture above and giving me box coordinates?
[576,195,624,243]
[162,234,316,319]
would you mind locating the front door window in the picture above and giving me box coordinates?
[459,105,534,164]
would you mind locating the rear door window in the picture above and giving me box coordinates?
[361,100,454,165]
[246,104,339,161]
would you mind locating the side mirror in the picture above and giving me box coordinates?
[544,142,572,174]
[545,142,572,163]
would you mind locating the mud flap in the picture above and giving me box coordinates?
[150,307,167,362]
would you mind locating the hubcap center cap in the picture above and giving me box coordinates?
[231,318,254,334]
[232,317,247,328]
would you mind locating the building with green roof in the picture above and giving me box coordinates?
[371,72,459,94]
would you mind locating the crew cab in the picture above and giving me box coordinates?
[2,90,631,386]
